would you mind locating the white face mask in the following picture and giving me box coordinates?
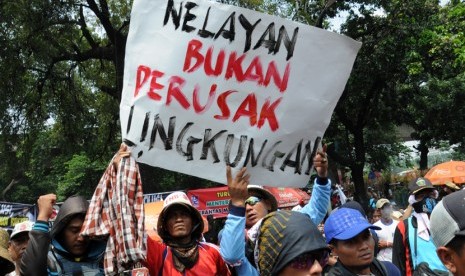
[380,206,392,220]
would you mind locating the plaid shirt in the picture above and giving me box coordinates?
[81,154,146,275]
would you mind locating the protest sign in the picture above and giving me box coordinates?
[120,0,361,187]
[187,186,230,218]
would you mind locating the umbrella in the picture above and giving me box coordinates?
[424,160,465,185]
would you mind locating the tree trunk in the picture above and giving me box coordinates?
[352,127,368,210]
[2,178,20,201]
[418,139,429,171]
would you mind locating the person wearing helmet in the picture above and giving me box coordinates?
[20,194,106,275]
[7,221,34,276]
[220,149,331,275]
[145,191,231,276]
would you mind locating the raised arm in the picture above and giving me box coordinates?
[300,148,331,225]
[20,194,56,276]
[220,167,259,276]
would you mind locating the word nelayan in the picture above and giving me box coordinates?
[125,111,321,175]
[163,0,299,61]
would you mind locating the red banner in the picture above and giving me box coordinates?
[265,187,310,208]
[187,186,231,218]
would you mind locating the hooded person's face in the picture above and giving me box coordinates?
[278,250,328,276]
[165,205,193,242]
[59,216,89,257]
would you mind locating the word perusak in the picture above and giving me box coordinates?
[124,109,321,175]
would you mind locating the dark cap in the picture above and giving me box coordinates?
[430,189,465,247]
[408,177,435,194]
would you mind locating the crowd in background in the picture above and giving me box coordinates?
[0,146,464,276]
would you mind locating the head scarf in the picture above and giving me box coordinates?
[255,210,328,275]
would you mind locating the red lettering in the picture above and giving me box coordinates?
[166,76,190,109]
[193,84,217,114]
[225,52,245,82]
[183,39,204,73]
[134,65,151,97]
[233,93,258,126]
[243,56,264,84]
[264,62,290,92]
[257,97,282,131]
[214,90,237,120]
[148,70,164,101]
[205,48,225,76]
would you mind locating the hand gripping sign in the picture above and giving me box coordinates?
[120,0,361,187]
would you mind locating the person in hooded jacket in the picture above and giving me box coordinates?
[255,210,330,276]
[145,191,231,276]
[20,193,106,275]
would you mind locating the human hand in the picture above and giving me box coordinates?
[37,193,57,221]
[378,240,392,248]
[313,144,328,178]
[112,143,131,169]
[226,166,250,207]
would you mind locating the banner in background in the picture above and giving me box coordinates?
[0,202,35,228]
[187,186,230,218]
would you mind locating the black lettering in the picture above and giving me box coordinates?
[127,105,134,134]
[304,136,321,175]
[275,26,299,61]
[280,139,303,174]
[223,134,247,167]
[163,0,182,29]
[140,112,150,142]
[238,15,261,53]
[214,12,235,41]
[243,138,267,167]
[200,129,227,163]
[253,23,276,54]
[198,7,215,38]
[149,115,175,150]
[261,141,284,171]
[176,122,201,160]
[182,2,198,33]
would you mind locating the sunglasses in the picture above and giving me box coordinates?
[288,251,329,270]
[245,196,262,206]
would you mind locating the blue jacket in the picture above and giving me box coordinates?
[220,177,331,275]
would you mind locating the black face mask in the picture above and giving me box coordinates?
[412,197,437,214]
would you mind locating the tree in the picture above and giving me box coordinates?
[324,0,442,206]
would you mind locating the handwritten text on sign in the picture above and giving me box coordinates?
[120,0,361,187]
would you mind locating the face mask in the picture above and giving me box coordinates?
[381,207,392,220]
[412,197,437,214]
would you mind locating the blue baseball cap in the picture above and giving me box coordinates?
[324,207,381,244]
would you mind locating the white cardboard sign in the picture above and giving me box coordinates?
[120,0,361,187]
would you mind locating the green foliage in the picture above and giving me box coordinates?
[57,153,107,201]
[1,0,465,205]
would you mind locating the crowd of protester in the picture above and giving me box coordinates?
[1,146,465,276]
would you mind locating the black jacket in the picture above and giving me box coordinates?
[327,259,390,276]
[20,196,105,275]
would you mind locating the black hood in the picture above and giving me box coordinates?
[50,196,89,238]
[256,210,329,275]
